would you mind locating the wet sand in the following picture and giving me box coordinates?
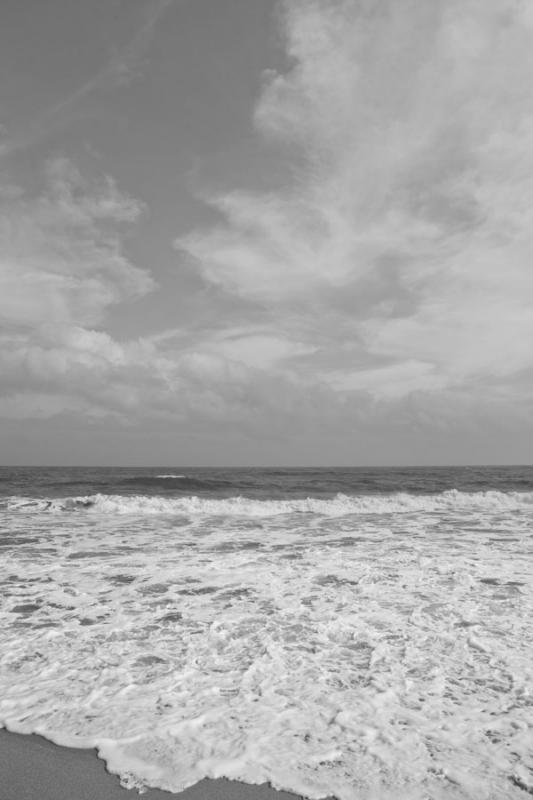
[0,729,304,800]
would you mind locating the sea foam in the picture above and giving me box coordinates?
[5,488,533,516]
[1,489,532,798]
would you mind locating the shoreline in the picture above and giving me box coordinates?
[0,729,307,800]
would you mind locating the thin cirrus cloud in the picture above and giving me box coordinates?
[177,0,533,416]
[0,0,176,159]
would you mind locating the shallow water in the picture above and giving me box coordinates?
[0,467,532,799]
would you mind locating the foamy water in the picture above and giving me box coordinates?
[1,468,532,799]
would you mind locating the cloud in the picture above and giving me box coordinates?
[0,158,164,418]
[3,0,533,460]
[0,158,152,329]
[0,158,341,434]
[178,0,533,413]
[104,0,177,88]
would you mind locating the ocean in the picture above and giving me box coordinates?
[0,466,532,799]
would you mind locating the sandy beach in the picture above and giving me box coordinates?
[0,729,305,800]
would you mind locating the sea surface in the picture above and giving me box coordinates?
[0,466,532,799]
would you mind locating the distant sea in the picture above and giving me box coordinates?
[1,466,532,799]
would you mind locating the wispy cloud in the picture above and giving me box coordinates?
[0,157,151,328]
[178,0,533,416]
[0,158,335,433]
[0,158,157,418]
[0,0,176,158]
[49,0,176,103]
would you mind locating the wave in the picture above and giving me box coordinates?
[118,474,240,491]
[5,489,533,516]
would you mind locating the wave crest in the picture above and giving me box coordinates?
[5,489,533,516]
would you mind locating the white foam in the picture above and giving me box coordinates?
[1,491,532,798]
[6,488,533,516]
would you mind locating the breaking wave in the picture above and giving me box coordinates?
[5,489,533,516]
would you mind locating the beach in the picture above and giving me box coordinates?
[0,729,302,800]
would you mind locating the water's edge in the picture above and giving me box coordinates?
[0,727,306,800]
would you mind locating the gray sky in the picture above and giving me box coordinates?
[1,0,533,466]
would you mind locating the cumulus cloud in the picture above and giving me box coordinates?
[178,0,533,414]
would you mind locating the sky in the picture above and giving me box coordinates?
[1,0,533,466]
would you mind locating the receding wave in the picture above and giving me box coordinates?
[5,489,533,516]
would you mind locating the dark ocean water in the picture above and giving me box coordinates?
[2,464,533,500]
[1,465,532,799]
